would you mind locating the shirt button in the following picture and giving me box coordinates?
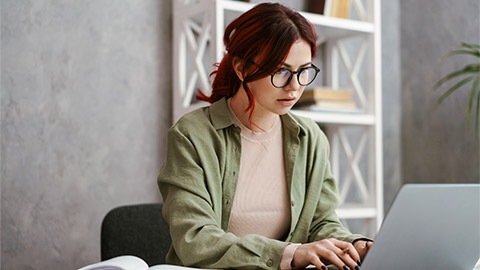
[266,259,274,267]
[291,200,295,207]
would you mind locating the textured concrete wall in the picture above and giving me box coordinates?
[381,0,402,212]
[400,0,480,183]
[1,0,171,269]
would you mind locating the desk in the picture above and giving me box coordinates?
[148,261,480,270]
[322,259,480,270]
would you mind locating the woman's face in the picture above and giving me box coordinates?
[247,38,312,116]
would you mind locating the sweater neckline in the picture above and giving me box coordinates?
[227,98,281,143]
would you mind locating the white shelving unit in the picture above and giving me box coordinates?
[172,0,383,237]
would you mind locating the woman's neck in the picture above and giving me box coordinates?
[229,88,278,133]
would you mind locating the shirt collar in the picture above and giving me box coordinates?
[209,97,307,136]
[210,97,235,130]
[281,112,307,137]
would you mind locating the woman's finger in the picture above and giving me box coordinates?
[366,241,373,249]
[307,239,354,270]
[353,240,374,261]
[328,239,361,267]
[310,254,328,270]
[293,240,361,270]
[340,247,360,270]
[321,249,356,270]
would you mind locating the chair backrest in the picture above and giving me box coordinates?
[101,203,171,266]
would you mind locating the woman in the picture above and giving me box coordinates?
[158,3,372,270]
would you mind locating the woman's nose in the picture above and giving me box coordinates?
[285,75,301,91]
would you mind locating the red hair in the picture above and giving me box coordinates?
[197,2,317,113]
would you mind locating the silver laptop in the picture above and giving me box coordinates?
[361,184,480,270]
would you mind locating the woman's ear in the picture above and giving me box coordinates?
[232,57,245,81]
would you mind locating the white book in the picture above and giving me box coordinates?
[323,0,333,16]
[78,256,211,270]
[78,256,148,270]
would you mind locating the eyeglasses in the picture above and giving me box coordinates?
[271,64,320,88]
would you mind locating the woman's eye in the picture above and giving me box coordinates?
[275,69,291,78]
[299,68,309,77]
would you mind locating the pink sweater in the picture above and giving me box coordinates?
[227,100,299,269]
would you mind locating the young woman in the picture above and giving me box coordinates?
[158,3,372,270]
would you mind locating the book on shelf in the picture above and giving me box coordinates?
[295,103,362,114]
[77,255,211,270]
[295,87,361,113]
[324,0,351,19]
[299,87,353,101]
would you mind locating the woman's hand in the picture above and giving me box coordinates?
[291,238,361,270]
[353,240,373,261]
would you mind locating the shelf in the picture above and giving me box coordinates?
[220,0,374,43]
[291,109,375,126]
[336,206,377,219]
[220,0,253,12]
[301,12,374,43]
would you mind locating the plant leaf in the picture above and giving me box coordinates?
[434,76,475,110]
[433,65,479,90]
[467,77,480,130]
[476,89,480,142]
[438,43,480,62]
[464,63,480,71]
[442,49,480,59]
[461,42,480,51]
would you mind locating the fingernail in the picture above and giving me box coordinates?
[355,266,360,270]
[357,259,362,266]
[321,267,327,270]
[343,266,351,270]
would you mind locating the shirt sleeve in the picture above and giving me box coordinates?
[307,127,368,243]
[158,126,288,270]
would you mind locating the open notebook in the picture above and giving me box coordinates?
[77,255,216,270]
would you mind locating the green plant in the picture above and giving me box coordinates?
[433,42,480,140]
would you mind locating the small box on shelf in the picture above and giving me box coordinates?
[306,0,326,15]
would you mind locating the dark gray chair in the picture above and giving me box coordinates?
[101,203,171,266]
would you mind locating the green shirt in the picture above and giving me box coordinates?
[158,97,366,269]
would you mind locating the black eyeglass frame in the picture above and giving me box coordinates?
[270,64,320,88]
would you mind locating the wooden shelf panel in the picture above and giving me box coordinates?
[220,0,374,42]
[291,109,375,126]
[220,0,252,12]
[336,206,377,219]
[302,13,374,42]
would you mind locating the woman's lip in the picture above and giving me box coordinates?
[277,97,297,106]
[277,97,296,101]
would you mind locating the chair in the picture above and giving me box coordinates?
[101,203,171,266]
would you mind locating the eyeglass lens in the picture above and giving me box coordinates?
[271,66,319,88]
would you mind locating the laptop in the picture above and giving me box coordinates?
[360,184,480,270]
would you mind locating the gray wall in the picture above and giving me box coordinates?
[400,0,480,184]
[1,0,171,269]
[381,0,402,212]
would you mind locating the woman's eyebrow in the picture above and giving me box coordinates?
[282,62,312,68]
